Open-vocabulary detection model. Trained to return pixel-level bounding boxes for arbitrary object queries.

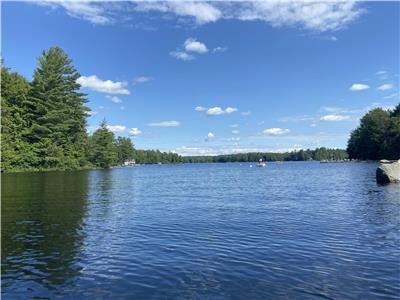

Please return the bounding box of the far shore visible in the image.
[2,159,381,174]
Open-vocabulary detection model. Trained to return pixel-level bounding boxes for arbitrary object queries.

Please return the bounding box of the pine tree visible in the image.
[88,120,118,168]
[26,47,89,169]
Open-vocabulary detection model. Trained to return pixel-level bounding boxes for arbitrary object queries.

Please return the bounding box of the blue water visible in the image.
[2,162,400,299]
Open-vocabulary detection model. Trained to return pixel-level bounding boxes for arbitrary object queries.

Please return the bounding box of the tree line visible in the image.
[347,105,399,160]
[1,47,180,171]
[181,148,348,163]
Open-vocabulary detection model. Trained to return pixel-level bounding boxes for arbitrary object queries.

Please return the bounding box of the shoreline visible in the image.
[1,160,379,174]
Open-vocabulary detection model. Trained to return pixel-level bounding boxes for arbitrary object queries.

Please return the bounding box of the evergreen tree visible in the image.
[115,136,135,164]
[380,105,400,159]
[347,105,400,160]
[392,103,400,116]
[88,120,118,168]
[1,67,32,170]
[2,47,186,172]
[26,47,89,169]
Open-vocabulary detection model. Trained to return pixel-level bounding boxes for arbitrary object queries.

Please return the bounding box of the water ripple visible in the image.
[2,163,400,299]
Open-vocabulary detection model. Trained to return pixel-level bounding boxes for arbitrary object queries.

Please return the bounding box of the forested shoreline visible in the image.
[347,105,399,160]
[1,47,398,172]
[182,148,348,163]
[1,47,181,172]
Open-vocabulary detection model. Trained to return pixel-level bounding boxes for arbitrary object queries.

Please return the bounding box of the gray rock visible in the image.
[376,159,400,184]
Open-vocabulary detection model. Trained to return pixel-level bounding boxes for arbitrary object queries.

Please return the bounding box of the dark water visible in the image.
[2,162,400,299]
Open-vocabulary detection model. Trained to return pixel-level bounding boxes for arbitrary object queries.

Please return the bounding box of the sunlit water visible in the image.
[2,162,400,299]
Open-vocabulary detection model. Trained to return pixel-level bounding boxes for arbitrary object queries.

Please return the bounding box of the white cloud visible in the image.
[206,132,215,141]
[232,130,240,134]
[376,70,389,80]
[279,115,315,123]
[106,95,123,104]
[170,51,194,61]
[107,125,127,133]
[377,83,393,91]
[321,106,342,113]
[133,76,152,85]
[349,83,370,91]
[241,111,251,116]
[129,128,142,136]
[383,93,399,100]
[195,106,207,112]
[184,38,208,53]
[135,1,222,24]
[233,1,363,32]
[206,107,225,116]
[39,1,364,32]
[225,107,238,114]
[37,1,111,25]
[174,146,217,156]
[147,120,181,127]
[230,124,239,128]
[320,114,350,122]
[87,111,98,117]
[77,75,130,94]
[213,46,228,53]
[280,106,367,125]
[320,106,367,115]
[171,38,208,61]
[63,2,111,24]
[134,1,362,31]
[206,106,238,116]
[174,145,306,157]
[263,128,290,135]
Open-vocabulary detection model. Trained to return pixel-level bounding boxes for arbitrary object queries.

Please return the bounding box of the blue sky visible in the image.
[3,1,399,155]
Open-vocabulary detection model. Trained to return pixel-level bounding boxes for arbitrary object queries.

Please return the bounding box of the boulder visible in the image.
[376,159,400,184]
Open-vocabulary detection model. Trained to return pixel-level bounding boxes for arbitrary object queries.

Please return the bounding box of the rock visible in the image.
[376,159,400,184]
[380,159,391,163]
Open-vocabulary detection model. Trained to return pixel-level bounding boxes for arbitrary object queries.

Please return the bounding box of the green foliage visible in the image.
[1,67,32,171]
[132,149,181,164]
[1,47,182,172]
[88,120,118,168]
[347,105,400,160]
[26,47,90,169]
[115,136,135,164]
[1,47,90,171]
[86,121,180,166]
[182,148,348,163]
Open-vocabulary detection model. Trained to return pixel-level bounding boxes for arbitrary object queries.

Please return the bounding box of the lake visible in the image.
[2,162,400,299]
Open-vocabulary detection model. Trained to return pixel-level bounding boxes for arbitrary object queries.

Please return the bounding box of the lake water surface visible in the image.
[2,162,400,299]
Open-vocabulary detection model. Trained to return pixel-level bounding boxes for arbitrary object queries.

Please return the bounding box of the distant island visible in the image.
[1,47,399,172]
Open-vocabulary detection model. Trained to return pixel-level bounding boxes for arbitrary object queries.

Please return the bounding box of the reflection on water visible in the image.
[2,171,89,297]
[2,163,400,299]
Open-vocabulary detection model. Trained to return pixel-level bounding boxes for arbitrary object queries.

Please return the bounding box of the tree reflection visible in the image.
[1,171,89,296]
